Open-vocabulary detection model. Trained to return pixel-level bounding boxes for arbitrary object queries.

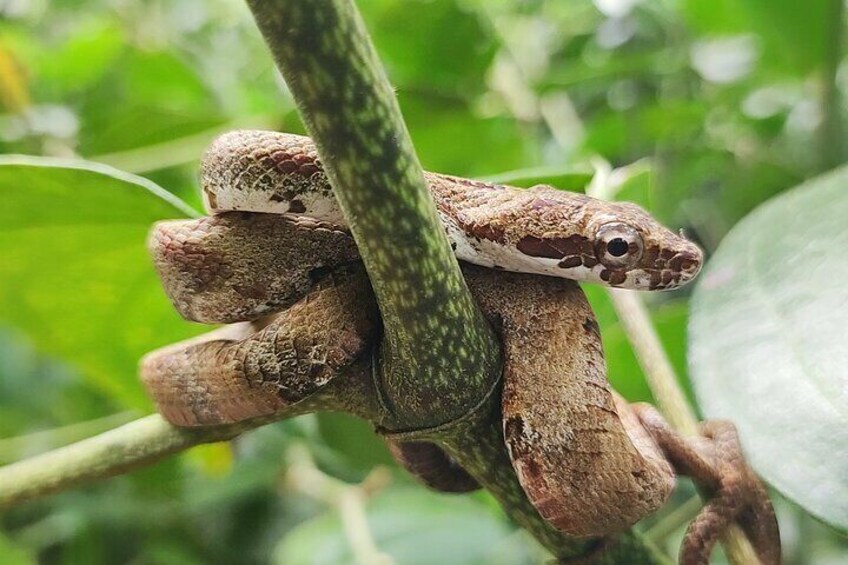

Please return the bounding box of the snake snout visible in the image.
[678,245,704,283]
[660,244,703,290]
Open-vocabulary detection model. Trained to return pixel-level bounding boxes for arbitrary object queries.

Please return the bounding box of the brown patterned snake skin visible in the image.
[141,131,779,564]
[201,131,703,292]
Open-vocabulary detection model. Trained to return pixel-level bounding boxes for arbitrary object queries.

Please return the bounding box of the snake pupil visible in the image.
[607,238,629,257]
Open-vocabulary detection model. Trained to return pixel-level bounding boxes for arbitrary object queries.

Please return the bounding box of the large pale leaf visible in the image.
[0,156,201,409]
[689,167,848,530]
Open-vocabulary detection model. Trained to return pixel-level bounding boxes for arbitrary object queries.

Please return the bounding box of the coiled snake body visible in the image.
[142,131,778,564]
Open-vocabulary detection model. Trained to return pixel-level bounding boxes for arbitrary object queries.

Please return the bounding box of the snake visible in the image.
[141,130,778,564]
[199,130,703,293]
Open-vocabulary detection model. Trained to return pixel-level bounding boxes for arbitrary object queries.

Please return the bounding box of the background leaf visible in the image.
[0,157,200,409]
[273,488,542,565]
[689,167,848,530]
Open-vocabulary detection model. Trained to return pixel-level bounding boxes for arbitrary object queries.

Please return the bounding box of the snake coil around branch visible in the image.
[141,131,779,565]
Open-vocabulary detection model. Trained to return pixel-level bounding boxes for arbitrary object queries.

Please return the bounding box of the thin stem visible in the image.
[607,289,698,435]
[0,411,139,465]
[820,0,845,170]
[0,415,239,509]
[607,290,760,565]
[243,0,500,429]
[285,445,394,565]
[0,357,379,510]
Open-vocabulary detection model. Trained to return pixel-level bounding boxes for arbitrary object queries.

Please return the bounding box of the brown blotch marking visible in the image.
[660,248,676,261]
[504,415,526,443]
[599,269,612,282]
[520,457,545,485]
[517,234,588,260]
[233,283,268,301]
[278,160,297,174]
[650,271,662,287]
[661,271,674,285]
[518,236,563,259]
[288,200,306,214]
[582,256,599,268]
[669,253,697,272]
[260,155,277,170]
[470,223,505,243]
[301,163,320,176]
[642,246,659,265]
[269,193,288,203]
[609,271,627,286]
[668,254,684,271]
[558,256,582,269]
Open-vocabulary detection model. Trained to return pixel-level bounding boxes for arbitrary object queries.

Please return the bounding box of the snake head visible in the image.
[586,201,703,290]
[512,190,703,290]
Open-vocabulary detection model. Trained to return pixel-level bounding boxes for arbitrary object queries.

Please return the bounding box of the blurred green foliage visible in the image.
[0,0,846,563]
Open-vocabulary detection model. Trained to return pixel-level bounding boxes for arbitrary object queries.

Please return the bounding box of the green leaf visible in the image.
[689,166,848,530]
[77,49,226,156]
[315,412,394,480]
[365,0,497,98]
[400,92,538,177]
[274,487,542,565]
[481,166,592,191]
[682,0,830,74]
[0,156,202,409]
[35,21,125,96]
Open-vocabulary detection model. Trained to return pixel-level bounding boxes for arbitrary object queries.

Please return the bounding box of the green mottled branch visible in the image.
[243,1,660,563]
[244,0,500,430]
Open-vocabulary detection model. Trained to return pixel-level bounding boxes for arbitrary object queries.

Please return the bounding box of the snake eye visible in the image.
[606,238,629,257]
[595,223,644,268]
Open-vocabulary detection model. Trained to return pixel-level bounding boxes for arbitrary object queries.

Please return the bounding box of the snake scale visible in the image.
[141,130,779,564]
